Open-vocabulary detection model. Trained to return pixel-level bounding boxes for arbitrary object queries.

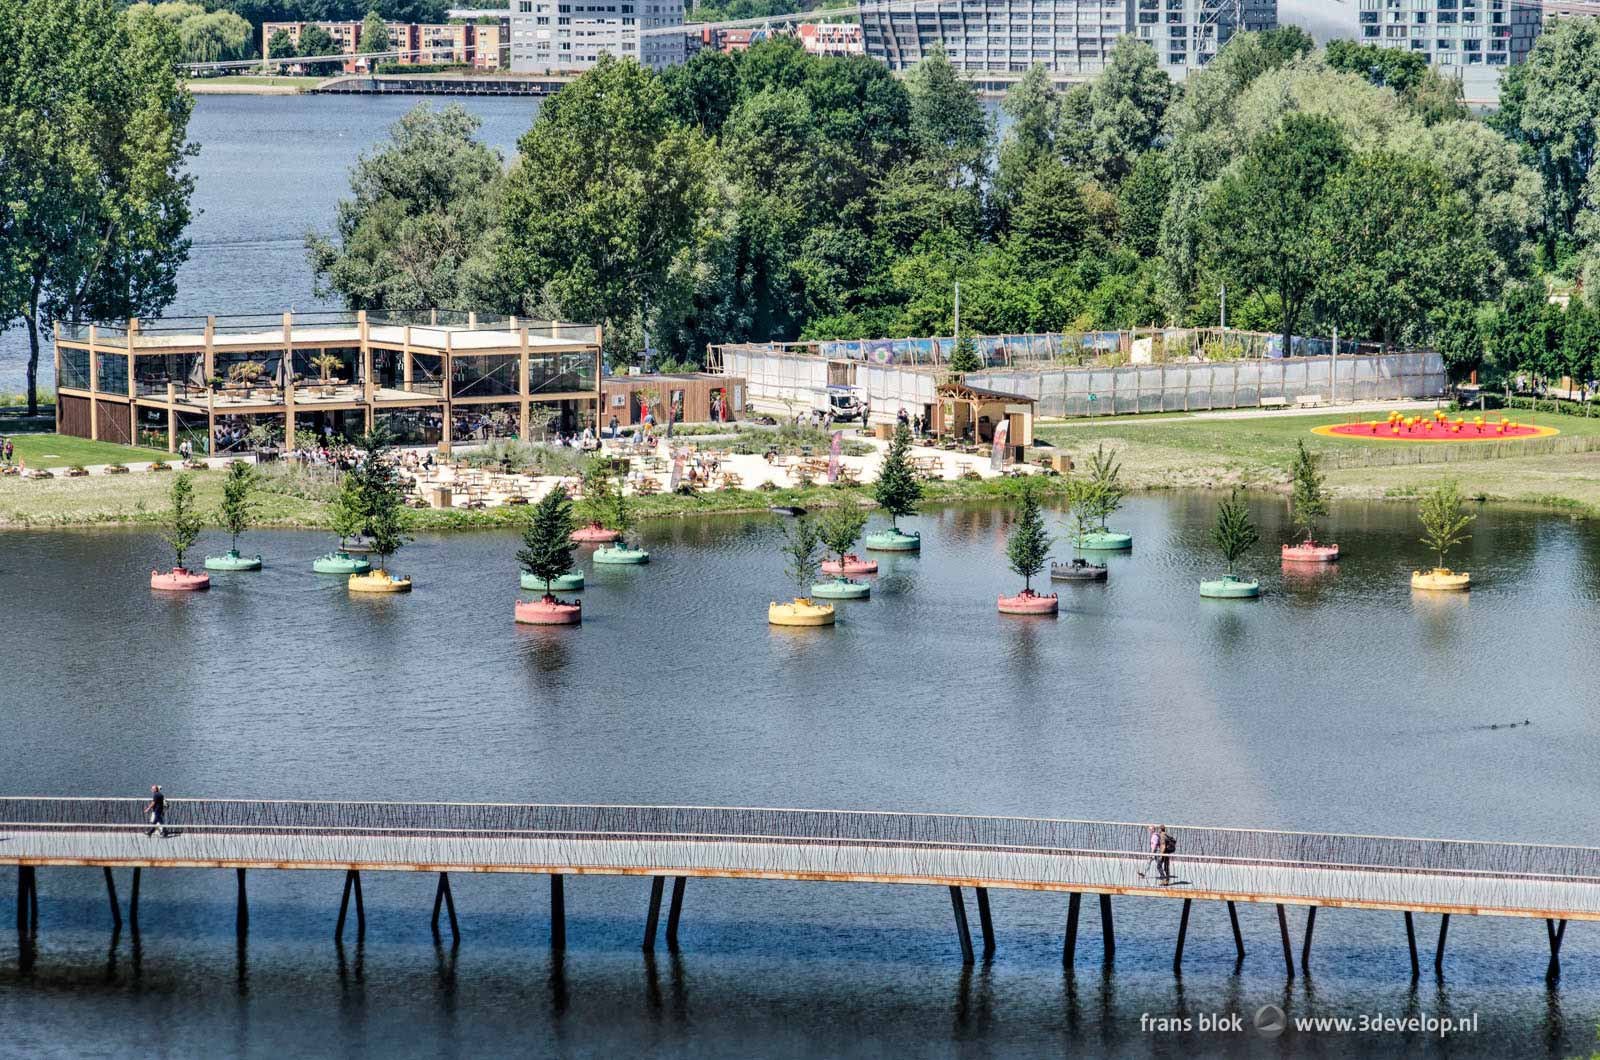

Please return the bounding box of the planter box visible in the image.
[105,466,130,475]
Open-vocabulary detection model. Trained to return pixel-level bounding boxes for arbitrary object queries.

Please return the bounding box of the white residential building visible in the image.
[506,0,685,72]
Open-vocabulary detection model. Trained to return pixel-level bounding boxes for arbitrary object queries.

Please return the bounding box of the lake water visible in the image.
[0,94,541,396]
[2,493,1599,1057]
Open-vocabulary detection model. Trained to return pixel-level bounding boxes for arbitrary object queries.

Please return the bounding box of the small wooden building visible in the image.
[601,372,746,427]
[931,381,1035,461]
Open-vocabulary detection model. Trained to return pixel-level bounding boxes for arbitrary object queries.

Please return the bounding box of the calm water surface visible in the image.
[2,493,1598,1057]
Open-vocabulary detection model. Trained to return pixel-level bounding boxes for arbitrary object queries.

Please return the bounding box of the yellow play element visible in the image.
[768,597,836,627]
[349,569,413,593]
[1411,568,1471,592]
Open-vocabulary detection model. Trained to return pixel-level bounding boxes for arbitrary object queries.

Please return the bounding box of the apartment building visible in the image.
[1340,0,1544,102]
[506,0,685,73]
[860,0,1277,81]
[798,21,866,56]
[262,20,507,72]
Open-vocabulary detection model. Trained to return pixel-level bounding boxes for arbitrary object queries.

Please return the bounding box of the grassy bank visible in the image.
[186,76,323,93]
[0,462,1063,531]
[5,435,167,469]
[1036,409,1600,515]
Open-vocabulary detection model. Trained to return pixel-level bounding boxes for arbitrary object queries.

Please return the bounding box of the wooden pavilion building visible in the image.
[52,310,602,454]
[932,380,1035,462]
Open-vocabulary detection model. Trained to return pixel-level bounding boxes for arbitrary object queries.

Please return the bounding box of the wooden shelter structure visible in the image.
[932,381,1034,462]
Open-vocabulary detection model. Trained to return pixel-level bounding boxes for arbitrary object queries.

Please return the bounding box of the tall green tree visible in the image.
[1005,481,1052,592]
[872,422,922,531]
[1085,36,1173,186]
[308,103,505,311]
[218,459,259,554]
[1202,114,1349,356]
[329,469,368,550]
[518,485,578,596]
[498,55,714,359]
[266,27,296,62]
[1418,479,1473,571]
[994,63,1060,212]
[1287,440,1328,545]
[905,44,988,179]
[295,23,339,73]
[351,430,409,571]
[162,473,204,570]
[359,10,388,56]
[0,0,195,415]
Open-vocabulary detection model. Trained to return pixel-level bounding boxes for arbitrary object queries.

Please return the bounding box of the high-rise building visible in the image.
[859,0,1277,82]
[506,0,685,72]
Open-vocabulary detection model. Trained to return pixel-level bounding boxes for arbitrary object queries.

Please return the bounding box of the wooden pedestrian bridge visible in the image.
[4,797,1595,977]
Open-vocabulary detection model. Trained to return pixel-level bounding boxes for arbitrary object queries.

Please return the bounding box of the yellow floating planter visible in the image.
[349,569,413,593]
[1411,568,1470,592]
[768,597,836,627]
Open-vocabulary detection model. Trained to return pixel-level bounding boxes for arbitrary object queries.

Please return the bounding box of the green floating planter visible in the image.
[1199,575,1260,599]
[864,529,921,552]
[204,549,262,572]
[594,545,650,565]
[1077,531,1133,551]
[811,578,870,600]
[522,570,585,591]
[314,550,372,575]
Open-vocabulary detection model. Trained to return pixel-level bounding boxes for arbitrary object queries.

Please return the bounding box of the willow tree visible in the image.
[1005,482,1052,592]
[873,422,923,531]
[0,0,195,415]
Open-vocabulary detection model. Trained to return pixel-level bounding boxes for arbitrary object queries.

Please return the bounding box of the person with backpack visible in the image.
[1158,825,1177,884]
[1138,825,1162,881]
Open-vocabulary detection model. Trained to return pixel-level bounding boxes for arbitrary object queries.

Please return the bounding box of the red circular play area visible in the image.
[1312,413,1557,443]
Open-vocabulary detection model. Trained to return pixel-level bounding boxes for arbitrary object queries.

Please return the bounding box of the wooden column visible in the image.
[438,331,453,455]
[88,325,100,440]
[360,310,375,433]
[204,316,216,384]
[166,383,177,453]
[282,312,296,450]
[52,323,62,433]
[127,321,138,450]
[519,327,530,440]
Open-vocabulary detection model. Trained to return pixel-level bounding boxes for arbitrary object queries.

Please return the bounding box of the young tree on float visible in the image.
[872,422,923,532]
[162,473,204,571]
[519,485,578,599]
[1211,489,1260,578]
[1288,439,1330,545]
[353,431,410,577]
[781,516,823,602]
[1005,480,1052,593]
[1086,444,1125,532]
[819,506,869,576]
[1418,479,1473,571]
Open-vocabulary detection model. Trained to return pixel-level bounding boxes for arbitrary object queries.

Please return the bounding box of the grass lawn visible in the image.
[186,76,324,91]
[6,435,168,470]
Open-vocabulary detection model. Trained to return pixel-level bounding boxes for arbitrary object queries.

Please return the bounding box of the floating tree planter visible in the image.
[1050,558,1108,583]
[151,567,210,592]
[204,548,263,572]
[1199,575,1260,599]
[768,598,836,626]
[864,529,920,552]
[1077,530,1132,551]
[515,596,582,625]
[571,523,619,544]
[522,570,584,591]
[349,570,412,593]
[998,588,1059,615]
[314,551,371,575]
[821,553,878,575]
[594,545,650,564]
[811,577,870,600]
[1281,541,1339,563]
[1412,568,1470,591]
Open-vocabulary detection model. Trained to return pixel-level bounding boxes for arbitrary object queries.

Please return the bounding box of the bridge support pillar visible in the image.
[1173,898,1192,972]
[948,886,974,965]
[1099,894,1114,962]
[1434,914,1449,974]
[236,868,248,937]
[1062,892,1081,966]
[975,887,994,957]
[336,869,365,940]
[550,874,566,951]
[103,868,122,931]
[643,876,665,951]
[1276,904,1294,978]
[1227,900,1244,962]
[1546,918,1567,979]
[1301,906,1317,972]
[432,872,459,942]
[130,868,141,933]
[666,877,686,949]
[16,866,37,934]
[1404,911,1418,978]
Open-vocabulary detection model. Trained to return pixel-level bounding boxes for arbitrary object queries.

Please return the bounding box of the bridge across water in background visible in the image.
[3,798,1592,977]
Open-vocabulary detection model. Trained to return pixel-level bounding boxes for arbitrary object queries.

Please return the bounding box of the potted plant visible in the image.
[105,463,129,475]
[311,351,343,395]
[151,473,210,591]
[205,460,263,570]
[1412,479,1474,591]
[999,480,1058,614]
[769,516,834,626]
[1283,440,1338,562]
[572,463,621,542]
[1200,489,1260,598]
[1079,445,1132,550]
[348,431,413,592]
[1051,479,1108,582]
[515,485,583,624]
[592,471,648,564]
[65,464,88,478]
[813,506,873,599]
[864,422,923,551]
[229,360,266,394]
[149,460,171,472]
[314,471,372,575]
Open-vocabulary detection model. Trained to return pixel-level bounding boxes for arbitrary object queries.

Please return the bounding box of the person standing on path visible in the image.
[145,785,167,838]
[1157,825,1175,884]
[1138,825,1162,880]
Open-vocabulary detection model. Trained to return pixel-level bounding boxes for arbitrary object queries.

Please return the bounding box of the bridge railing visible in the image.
[2,799,1599,887]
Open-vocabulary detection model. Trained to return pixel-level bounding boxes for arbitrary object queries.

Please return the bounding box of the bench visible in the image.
[1258,397,1289,409]
[1295,394,1325,408]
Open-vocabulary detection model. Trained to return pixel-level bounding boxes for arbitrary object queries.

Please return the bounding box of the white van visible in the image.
[809,385,866,422]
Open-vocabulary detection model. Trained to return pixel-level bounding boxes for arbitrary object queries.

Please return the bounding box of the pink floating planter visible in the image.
[151,567,210,591]
[1281,541,1340,563]
[821,553,879,576]
[515,596,582,625]
[998,589,1059,615]
[571,523,619,544]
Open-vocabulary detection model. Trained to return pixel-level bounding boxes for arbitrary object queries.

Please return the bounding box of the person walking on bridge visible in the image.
[1138,825,1162,881]
[145,784,168,838]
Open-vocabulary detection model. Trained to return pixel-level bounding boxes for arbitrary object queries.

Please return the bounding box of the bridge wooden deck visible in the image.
[4,798,1593,975]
